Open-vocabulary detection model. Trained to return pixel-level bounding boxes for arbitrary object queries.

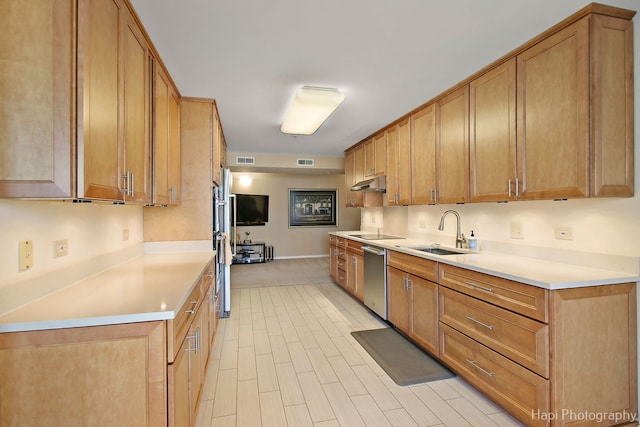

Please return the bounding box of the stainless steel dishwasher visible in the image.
[362,244,387,319]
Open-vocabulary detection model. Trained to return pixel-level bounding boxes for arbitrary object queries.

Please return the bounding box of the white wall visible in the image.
[230,172,360,258]
[0,200,143,287]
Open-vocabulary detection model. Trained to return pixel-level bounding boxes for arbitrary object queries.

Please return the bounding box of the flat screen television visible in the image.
[233,194,269,226]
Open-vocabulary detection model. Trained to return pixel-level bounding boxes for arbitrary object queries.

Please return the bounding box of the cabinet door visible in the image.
[409,275,439,355]
[387,266,410,333]
[353,252,364,302]
[78,0,124,200]
[411,104,437,204]
[363,138,375,178]
[590,15,634,197]
[329,244,338,282]
[352,146,364,207]
[153,64,181,205]
[386,126,399,205]
[517,18,589,200]
[212,105,222,186]
[170,336,191,427]
[168,88,181,204]
[374,132,387,177]
[0,0,74,198]
[396,118,412,205]
[469,58,517,202]
[122,6,152,203]
[436,86,469,204]
[344,150,356,207]
[0,322,166,426]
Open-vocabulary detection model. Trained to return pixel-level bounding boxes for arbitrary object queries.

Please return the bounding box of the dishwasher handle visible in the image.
[362,246,385,256]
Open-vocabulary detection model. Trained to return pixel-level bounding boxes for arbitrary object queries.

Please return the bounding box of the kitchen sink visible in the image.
[415,247,464,255]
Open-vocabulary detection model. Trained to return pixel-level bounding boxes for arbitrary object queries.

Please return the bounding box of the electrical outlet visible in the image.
[19,240,33,271]
[123,229,129,241]
[54,239,68,258]
[555,227,573,240]
[510,222,524,239]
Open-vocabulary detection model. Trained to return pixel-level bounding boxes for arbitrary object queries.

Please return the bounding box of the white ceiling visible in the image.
[130,0,638,158]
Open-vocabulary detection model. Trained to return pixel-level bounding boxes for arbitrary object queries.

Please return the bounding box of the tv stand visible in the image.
[233,241,266,264]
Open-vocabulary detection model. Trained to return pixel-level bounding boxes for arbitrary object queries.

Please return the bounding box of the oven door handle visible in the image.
[362,246,385,256]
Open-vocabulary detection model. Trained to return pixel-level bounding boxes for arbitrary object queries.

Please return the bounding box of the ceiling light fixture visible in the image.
[280,86,345,135]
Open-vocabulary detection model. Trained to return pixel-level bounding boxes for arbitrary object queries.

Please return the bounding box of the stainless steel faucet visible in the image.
[438,210,467,248]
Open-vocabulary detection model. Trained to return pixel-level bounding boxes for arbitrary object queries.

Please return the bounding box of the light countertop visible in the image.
[332,231,640,290]
[0,251,215,333]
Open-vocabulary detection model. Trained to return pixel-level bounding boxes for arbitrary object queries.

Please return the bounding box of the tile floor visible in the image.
[194,260,524,427]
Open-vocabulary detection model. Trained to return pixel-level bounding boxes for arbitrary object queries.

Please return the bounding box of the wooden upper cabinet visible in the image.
[517,18,590,200]
[212,104,225,187]
[374,132,387,177]
[436,85,469,204]
[78,0,152,202]
[386,119,411,205]
[411,104,437,205]
[590,14,634,197]
[153,62,180,205]
[122,5,152,203]
[0,0,75,198]
[77,0,123,200]
[469,58,517,202]
[363,138,375,178]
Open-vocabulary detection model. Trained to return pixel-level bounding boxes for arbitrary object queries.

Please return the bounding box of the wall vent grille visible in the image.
[236,156,256,165]
[297,158,315,167]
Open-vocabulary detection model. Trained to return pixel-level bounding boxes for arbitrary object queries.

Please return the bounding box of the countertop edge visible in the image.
[331,231,640,289]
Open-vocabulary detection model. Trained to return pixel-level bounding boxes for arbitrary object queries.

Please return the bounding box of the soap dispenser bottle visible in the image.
[468,230,478,250]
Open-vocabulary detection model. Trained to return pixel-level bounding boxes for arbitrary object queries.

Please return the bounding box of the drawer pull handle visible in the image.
[185,301,198,314]
[466,359,494,377]
[465,315,494,330]
[465,281,493,293]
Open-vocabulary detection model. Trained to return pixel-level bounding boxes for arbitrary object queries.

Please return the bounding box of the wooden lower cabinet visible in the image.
[440,323,550,427]
[387,250,439,355]
[0,321,167,427]
[439,263,637,427]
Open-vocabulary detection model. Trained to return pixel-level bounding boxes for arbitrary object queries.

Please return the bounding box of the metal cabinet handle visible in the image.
[508,178,512,197]
[467,359,494,377]
[465,281,493,293]
[465,315,494,330]
[185,300,198,314]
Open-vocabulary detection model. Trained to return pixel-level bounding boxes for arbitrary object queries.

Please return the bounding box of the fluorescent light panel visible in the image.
[281,86,345,135]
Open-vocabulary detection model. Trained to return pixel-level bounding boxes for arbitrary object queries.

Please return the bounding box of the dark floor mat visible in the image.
[351,327,455,386]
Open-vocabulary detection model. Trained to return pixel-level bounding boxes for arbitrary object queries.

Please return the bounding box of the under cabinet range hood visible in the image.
[351,176,386,192]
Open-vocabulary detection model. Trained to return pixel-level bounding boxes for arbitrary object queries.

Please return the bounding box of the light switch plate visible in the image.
[19,240,33,271]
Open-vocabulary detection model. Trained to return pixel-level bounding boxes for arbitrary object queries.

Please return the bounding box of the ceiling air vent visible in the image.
[297,158,315,167]
[236,156,255,165]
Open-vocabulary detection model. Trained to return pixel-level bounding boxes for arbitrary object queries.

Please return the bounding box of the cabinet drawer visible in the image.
[336,237,347,249]
[346,238,363,255]
[387,250,438,282]
[337,268,347,287]
[169,282,204,361]
[439,264,548,322]
[329,235,337,245]
[439,287,549,377]
[440,324,549,427]
[337,257,347,270]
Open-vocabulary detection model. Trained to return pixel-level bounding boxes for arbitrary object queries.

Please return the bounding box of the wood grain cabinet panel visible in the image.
[440,323,550,427]
[516,18,590,200]
[435,85,469,204]
[469,58,517,202]
[590,14,634,197]
[153,63,181,205]
[0,321,167,427]
[386,118,411,206]
[410,104,437,204]
[78,0,153,203]
[0,0,75,198]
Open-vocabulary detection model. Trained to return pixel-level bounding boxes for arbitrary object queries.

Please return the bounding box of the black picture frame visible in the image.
[288,189,337,227]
